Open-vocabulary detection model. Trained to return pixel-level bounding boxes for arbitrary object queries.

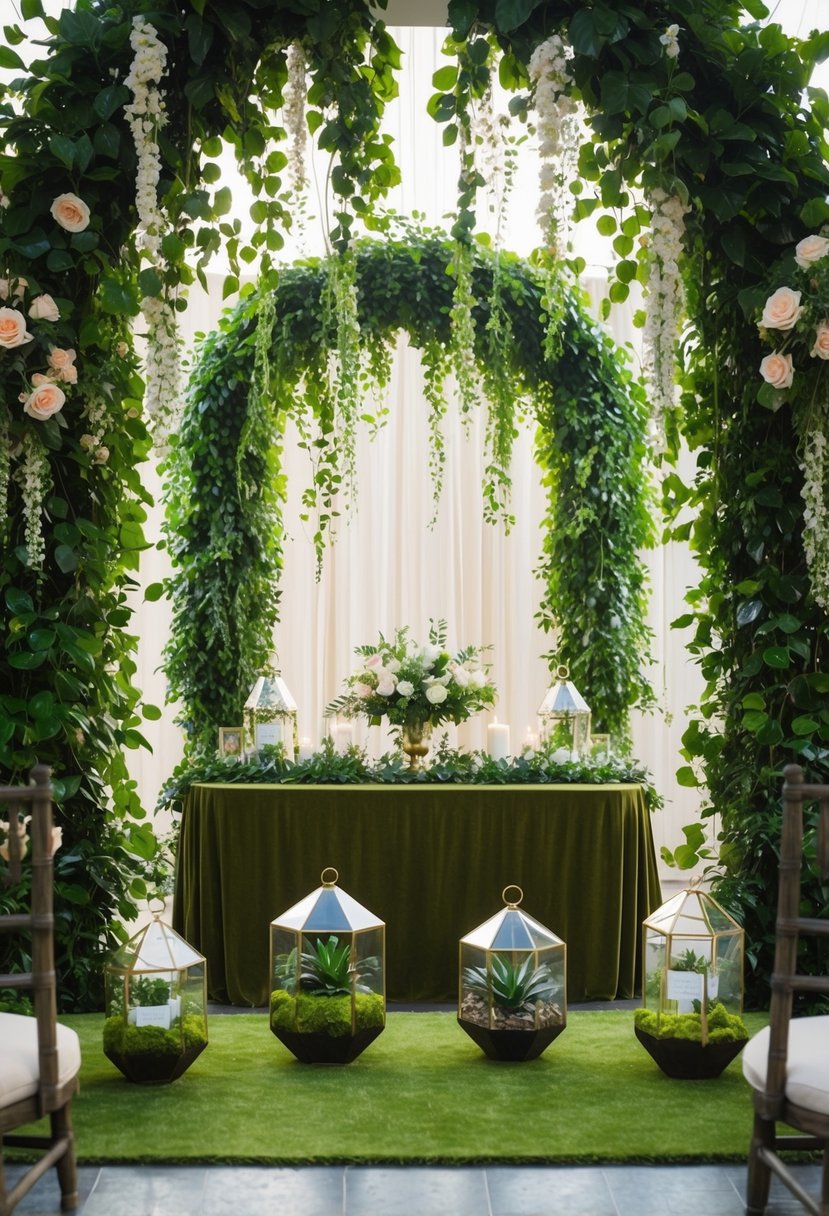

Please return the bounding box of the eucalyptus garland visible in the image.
[163,234,654,753]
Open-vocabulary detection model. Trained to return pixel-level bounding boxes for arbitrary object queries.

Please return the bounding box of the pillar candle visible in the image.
[331,723,354,754]
[487,721,510,761]
[298,736,313,761]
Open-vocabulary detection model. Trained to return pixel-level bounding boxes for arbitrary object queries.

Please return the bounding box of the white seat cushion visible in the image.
[0,1012,81,1109]
[743,1015,829,1116]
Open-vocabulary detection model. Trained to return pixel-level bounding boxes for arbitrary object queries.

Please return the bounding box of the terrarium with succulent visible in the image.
[269,871,386,1063]
[458,886,567,1061]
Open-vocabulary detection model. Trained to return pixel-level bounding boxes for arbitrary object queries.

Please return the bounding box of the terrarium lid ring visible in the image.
[321,867,339,888]
[556,664,569,680]
[502,884,524,909]
[148,896,166,918]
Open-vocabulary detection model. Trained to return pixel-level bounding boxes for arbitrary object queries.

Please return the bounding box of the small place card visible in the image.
[134,1004,172,1029]
[666,969,704,1002]
[255,721,283,749]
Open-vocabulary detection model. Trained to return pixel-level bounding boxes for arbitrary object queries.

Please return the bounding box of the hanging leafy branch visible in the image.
[164,233,654,755]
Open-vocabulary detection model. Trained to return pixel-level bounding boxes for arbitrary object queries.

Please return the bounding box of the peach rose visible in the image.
[810,322,829,360]
[760,287,803,331]
[50,192,90,233]
[48,347,77,380]
[0,306,33,348]
[94,446,110,464]
[759,352,794,390]
[31,373,55,386]
[28,293,60,322]
[0,276,27,300]
[24,381,66,420]
[795,234,829,269]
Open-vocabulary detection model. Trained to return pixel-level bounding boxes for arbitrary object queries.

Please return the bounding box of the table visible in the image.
[173,783,662,1007]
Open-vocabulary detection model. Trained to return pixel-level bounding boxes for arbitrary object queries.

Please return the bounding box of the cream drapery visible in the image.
[128,25,708,874]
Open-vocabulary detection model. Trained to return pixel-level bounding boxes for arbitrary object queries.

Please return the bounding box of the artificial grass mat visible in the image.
[18,1010,769,1165]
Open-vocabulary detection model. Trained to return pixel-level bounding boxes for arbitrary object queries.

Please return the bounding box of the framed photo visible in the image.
[218,727,243,758]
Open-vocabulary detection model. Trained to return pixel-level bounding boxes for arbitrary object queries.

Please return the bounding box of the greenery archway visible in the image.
[163,233,654,753]
[2,0,829,1007]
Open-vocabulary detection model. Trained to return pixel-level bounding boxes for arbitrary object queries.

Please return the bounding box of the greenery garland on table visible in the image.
[162,232,655,756]
[157,737,664,823]
[2,0,829,1007]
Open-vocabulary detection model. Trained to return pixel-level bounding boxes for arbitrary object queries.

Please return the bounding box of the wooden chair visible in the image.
[0,765,81,1214]
[743,764,829,1216]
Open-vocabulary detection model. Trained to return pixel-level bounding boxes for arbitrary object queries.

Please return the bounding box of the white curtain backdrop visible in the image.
[126,25,712,879]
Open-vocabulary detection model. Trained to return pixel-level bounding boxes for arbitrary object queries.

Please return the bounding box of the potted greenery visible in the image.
[103,919,208,1084]
[636,888,747,1079]
[458,887,566,1062]
[270,870,385,1064]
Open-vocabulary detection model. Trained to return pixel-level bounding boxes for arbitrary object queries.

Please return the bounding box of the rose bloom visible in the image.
[28,293,60,322]
[31,372,55,386]
[79,433,96,452]
[94,446,109,464]
[353,681,374,698]
[795,234,829,269]
[759,352,794,390]
[396,680,414,696]
[24,381,66,420]
[48,346,76,374]
[116,341,129,358]
[0,306,33,348]
[375,672,396,696]
[425,684,448,705]
[811,322,829,360]
[50,192,91,232]
[0,275,27,300]
[760,286,803,331]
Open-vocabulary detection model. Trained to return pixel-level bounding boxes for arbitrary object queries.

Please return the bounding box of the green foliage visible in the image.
[635,1003,749,1044]
[269,989,385,1036]
[274,934,381,998]
[165,234,654,754]
[463,954,559,1012]
[130,976,171,1006]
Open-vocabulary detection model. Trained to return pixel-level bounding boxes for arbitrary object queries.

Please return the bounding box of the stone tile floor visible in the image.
[6,1161,823,1215]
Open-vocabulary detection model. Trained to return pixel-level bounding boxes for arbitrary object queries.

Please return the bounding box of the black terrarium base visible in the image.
[458,1016,565,1061]
[104,1039,207,1085]
[272,1024,384,1064]
[634,1026,747,1079]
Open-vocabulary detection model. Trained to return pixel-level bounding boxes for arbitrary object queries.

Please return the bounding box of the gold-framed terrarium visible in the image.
[635,883,747,1078]
[103,916,208,1084]
[458,885,566,1061]
[537,665,591,758]
[243,654,299,760]
[269,867,385,1064]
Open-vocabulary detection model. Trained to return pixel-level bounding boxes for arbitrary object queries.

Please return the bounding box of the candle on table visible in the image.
[487,720,510,761]
[298,736,313,761]
[331,722,354,754]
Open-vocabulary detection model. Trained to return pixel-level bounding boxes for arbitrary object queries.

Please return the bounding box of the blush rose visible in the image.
[760,287,803,331]
[759,352,794,390]
[794,234,829,269]
[811,323,829,360]
[28,294,60,322]
[0,306,33,349]
[24,382,66,420]
[50,192,91,233]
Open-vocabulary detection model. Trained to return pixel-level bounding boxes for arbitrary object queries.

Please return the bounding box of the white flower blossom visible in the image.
[642,187,689,452]
[284,42,308,197]
[659,24,680,60]
[799,416,829,611]
[528,34,581,248]
[17,432,50,568]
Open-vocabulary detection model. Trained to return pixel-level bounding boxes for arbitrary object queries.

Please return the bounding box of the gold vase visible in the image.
[400,721,432,771]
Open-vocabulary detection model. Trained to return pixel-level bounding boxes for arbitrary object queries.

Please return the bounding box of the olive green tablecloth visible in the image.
[172,783,662,1007]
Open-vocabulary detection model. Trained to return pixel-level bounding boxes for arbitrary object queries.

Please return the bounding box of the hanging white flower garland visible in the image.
[528,33,580,252]
[642,186,689,452]
[799,411,829,610]
[17,431,50,569]
[123,16,181,442]
[284,42,309,200]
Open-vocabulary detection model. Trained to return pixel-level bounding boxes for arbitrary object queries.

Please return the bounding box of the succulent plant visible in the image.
[463,953,559,1013]
[275,934,380,997]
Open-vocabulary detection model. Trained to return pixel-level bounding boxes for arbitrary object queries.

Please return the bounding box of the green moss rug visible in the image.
[21,1011,768,1164]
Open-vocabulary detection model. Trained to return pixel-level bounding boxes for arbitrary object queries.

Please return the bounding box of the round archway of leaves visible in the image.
[163,233,655,756]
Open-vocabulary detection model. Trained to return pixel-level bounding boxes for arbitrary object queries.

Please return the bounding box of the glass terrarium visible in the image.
[635,884,747,1078]
[243,654,299,760]
[103,917,208,1084]
[458,885,566,1061]
[269,867,385,1064]
[537,665,591,758]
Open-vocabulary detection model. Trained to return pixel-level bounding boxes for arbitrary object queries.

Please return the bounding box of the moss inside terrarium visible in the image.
[635,1002,748,1043]
[270,989,384,1036]
[103,1013,208,1059]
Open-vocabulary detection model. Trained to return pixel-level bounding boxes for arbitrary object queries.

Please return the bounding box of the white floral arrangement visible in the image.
[756,232,829,610]
[528,32,580,249]
[642,186,689,453]
[325,620,497,733]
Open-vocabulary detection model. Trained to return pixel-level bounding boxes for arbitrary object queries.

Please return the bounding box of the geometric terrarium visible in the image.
[243,653,299,761]
[103,916,208,1084]
[269,868,385,1064]
[458,885,566,1061]
[634,883,747,1079]
[537,665,591,758]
